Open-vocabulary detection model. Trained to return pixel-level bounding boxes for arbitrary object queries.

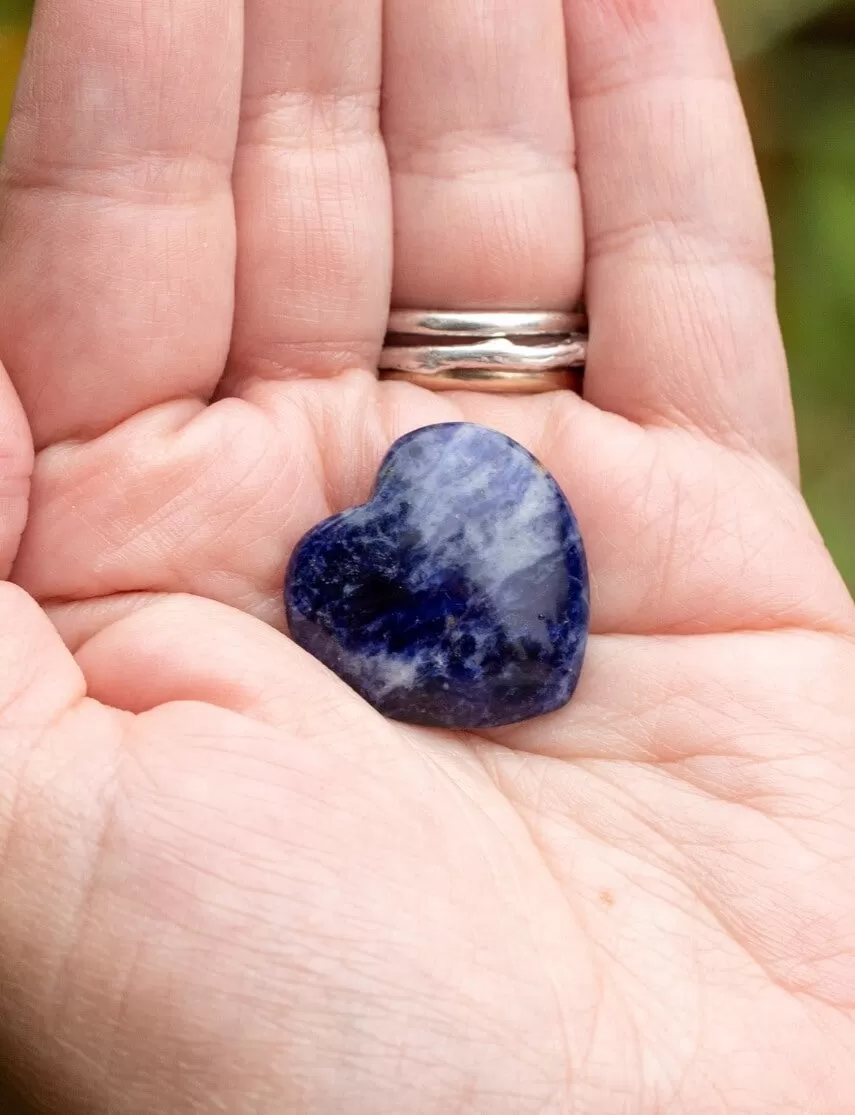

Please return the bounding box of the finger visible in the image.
[0,361,32,578]
[383,0,583,308]
[565,0,798,475]
[221,0,390,394]
[0,0,242,448]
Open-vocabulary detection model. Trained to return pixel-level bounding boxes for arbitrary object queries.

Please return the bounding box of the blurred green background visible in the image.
[0,0,853,586]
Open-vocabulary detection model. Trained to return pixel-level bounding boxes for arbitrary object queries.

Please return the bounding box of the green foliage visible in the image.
[747,33,855,586]
[719,0,842,56]
[0,0,32,27]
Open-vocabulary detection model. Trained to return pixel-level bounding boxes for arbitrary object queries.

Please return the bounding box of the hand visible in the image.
[0,0,853,1111]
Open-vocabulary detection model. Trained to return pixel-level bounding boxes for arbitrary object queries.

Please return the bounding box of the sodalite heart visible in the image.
[285,423,589,729]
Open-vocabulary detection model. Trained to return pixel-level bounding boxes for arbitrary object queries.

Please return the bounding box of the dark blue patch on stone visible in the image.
[284,423,589,729]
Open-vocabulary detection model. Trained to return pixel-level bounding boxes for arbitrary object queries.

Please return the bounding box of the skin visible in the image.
[0,0,853,1110]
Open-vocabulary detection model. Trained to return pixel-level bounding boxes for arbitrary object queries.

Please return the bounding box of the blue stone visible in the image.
[284,423,589,729]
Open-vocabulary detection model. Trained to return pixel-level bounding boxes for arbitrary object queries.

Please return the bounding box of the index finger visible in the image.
[0,0,243,449]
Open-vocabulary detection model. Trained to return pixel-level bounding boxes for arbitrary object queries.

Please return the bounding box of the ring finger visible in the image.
[383,0,583,311]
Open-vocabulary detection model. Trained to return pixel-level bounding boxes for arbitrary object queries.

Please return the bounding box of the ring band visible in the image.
[379,309,588,394]
[386,309,588,338]
[378,367,584,395]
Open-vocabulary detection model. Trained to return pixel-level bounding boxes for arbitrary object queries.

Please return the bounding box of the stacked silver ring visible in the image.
[378,309,588,394]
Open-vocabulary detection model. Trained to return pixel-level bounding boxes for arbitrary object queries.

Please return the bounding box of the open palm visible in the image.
[0,0,854,1111]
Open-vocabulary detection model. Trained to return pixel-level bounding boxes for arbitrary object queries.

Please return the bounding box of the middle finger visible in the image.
[225,0,391,391]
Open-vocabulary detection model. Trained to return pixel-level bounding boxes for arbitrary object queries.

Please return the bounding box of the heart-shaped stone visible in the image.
[285,422,589,729]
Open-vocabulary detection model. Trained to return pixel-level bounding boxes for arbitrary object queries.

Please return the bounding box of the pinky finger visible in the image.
[566,0,798,477]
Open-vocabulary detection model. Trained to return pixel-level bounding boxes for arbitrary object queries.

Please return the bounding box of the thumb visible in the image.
[0,361,119,1109]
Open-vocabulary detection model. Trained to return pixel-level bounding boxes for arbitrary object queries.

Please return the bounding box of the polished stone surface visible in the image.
[285,423,589,729]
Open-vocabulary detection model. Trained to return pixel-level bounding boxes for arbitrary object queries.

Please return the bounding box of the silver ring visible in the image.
[386,309,588,338]
[380,308,588,394]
